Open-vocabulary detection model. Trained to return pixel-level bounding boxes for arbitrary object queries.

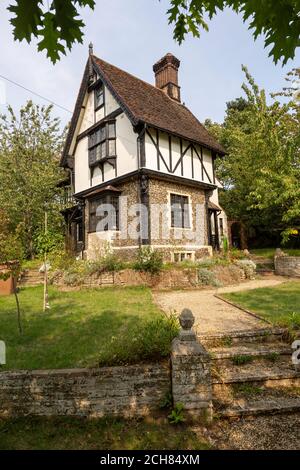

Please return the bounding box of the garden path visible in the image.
[153,277,287,335]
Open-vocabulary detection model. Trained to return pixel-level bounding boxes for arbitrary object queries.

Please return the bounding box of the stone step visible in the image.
[216,395,300,418]
[211,356,300,385]
[209,342,291,360]
[199,327,287,347]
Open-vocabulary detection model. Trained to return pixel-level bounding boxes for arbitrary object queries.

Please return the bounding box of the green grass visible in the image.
[0,286,178,370]
[250,248,300,259]
[0,416,211,450]
[223,281,300,329]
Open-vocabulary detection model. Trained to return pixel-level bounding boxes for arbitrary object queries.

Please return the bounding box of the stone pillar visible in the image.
[171,309,213,422]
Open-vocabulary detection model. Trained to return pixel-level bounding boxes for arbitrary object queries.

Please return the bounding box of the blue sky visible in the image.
[0,0,299,127]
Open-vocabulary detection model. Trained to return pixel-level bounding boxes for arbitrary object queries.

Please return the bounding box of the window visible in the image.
[76,220,83,243]
[88,121,116,166]
[173,252,195,263]
[219,218,224,237]
[95,85,104,109]
[170,194,190,228]
[89,194,119,232]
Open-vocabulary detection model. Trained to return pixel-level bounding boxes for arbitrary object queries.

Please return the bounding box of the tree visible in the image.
[0,101,65,259]
[6,0,300,64]
[0,210,24,334]
[207,67,300,245]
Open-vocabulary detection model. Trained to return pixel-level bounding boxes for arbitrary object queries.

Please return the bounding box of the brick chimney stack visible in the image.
[153,53,181,102]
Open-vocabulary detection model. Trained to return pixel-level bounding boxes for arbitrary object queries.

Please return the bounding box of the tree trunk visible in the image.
[12,277,22,335]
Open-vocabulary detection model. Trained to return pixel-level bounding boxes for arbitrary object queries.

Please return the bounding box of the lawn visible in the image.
[0,416,210,450]
[250,248,300,259]
[0,286,178,370]
[223,281,300,329]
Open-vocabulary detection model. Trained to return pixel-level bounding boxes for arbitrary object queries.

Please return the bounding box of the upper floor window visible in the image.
[88,121,116,167]
[170,193,190,228]
[89,194,119,232]
[95,84,104,110]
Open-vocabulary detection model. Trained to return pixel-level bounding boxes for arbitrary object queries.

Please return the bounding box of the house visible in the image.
[60,45,228,261]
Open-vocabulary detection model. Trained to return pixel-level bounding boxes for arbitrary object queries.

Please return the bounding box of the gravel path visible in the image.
[200,413,300,450]
[154,277,287,335]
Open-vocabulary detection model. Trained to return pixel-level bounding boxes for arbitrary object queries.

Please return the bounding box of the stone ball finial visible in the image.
[179,309,195,330]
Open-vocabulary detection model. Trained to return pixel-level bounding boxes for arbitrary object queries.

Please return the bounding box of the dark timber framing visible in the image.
[145,127,213,183]
[74,168,216,200]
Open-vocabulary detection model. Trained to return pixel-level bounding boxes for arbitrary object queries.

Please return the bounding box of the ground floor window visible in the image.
[170,193,190,228]
[89,194,119,232]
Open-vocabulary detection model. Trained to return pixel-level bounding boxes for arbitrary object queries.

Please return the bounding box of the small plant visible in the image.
[133,246,163,274]
[266,352,280,363]
[160,391,173,409]
[168,403,186,424]
[229,248,246,259]
[222,236,229,257]
[197,268,222,287]
[233,383,263,396]
[222,336,233,347]
[231,354,254,365]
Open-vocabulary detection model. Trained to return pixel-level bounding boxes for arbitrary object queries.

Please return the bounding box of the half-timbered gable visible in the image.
[61,47,228,260]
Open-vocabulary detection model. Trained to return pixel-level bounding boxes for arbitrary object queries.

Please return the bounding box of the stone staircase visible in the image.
[19,268,44,287]
[251,256,275,276]
[199,328,300,418]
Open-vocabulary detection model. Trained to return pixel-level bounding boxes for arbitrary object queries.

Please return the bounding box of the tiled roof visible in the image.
[92,56,225,155]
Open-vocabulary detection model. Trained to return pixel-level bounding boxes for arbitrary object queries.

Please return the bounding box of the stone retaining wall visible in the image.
[0,363,170,418]
[275,256,300,277]
[0,311,213,420]
[50,265,247,290]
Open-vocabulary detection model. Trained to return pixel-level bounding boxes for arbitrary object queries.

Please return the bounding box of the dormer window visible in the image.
[95,84,104,110]
[88,121,116,167]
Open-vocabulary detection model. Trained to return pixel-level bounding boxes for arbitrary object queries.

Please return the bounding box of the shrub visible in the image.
[87,254,125,274]
[133,246,163,274]
[98,314,180,366]
[230,248,247,260]
[197,268,222,287]
[235,259,256,279]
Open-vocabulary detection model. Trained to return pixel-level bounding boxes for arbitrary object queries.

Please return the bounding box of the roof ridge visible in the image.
[92,54,187,107]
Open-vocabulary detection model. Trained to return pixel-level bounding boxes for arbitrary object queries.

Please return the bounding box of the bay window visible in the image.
[88,121,116,166]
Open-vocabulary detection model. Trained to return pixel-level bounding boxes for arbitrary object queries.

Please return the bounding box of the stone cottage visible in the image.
[60,46,227,261]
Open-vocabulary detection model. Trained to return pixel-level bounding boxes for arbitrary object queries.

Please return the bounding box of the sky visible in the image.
[0,0,299,128]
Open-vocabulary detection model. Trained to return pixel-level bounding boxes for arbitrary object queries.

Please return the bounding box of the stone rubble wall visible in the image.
[50,265,246,290]
[0,363,170,418]
[275,256,300,278]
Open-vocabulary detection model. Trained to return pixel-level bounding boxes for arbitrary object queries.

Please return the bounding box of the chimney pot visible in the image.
[153,53,181,102]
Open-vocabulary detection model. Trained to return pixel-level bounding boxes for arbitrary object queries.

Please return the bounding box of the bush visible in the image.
[87,254,125,274]
[98,314,180,366]
[230,248,247,260]
[133,246,163,274]
[235,259,256,279]
[197,268,222,287]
